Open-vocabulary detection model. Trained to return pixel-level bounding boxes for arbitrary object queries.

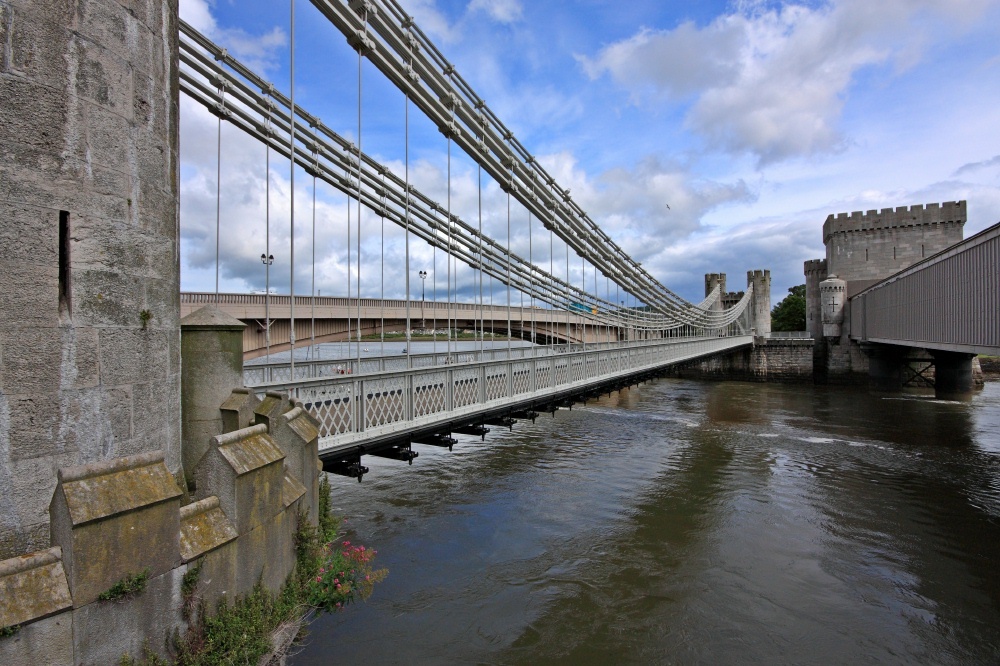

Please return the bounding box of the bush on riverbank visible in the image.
[120,475,386,665]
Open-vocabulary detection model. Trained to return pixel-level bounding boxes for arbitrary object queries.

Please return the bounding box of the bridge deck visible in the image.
[249,336,753,465]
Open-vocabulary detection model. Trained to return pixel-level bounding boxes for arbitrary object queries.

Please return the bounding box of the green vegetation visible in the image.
[139,309,153,329]
[99,569,150,602]
[771,284,806,332]
[122,474,386,665]
[0,624,20,639]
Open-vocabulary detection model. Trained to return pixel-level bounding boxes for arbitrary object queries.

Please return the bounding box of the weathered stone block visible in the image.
[194,425,285,535]
[179,495,239,615]
[282,469,306,510]
[273,405,320,522]
[2,452,77,561]
[0,259,59,330]
[254,392,291,426]
[50,451,182,607]
[74,269,146,329]
[0,610,73,666]
[0,202,58,265]
[180,306,246,480]
[0,546,71,628]
[71,565,185,665]
[179,496,237,563]
[220,388,260,435]
[233,508,297,598]
[99,328,172,386]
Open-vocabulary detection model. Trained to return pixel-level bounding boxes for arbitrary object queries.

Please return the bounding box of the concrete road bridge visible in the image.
[181,291,661,358]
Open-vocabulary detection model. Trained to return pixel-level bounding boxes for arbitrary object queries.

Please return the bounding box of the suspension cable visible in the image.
[477,163,483,357]
[380,169,386,357]
[214,83,224,304]
[506,185,512,356]
[446,132,452,361]
[432,206,437,356]
[289,0,296,372]
[404,91,411,362]
[355,5,366,368]
[346,183,352,363]
[311,169,316,360]
[264,107,271,362]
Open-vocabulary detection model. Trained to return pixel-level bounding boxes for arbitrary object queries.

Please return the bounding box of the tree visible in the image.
[771,284,806,332]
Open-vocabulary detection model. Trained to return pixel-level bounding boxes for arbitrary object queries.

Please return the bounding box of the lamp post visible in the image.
[261,253,274,361]
[621,300,625,343]
[418,270,427,331]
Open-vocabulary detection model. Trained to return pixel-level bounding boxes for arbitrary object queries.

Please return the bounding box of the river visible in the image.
[291,377,1000,665]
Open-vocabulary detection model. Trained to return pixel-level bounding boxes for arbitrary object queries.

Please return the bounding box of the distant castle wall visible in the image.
[668,338,814,383]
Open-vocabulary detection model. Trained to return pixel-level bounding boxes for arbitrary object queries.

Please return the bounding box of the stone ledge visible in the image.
[0,547,71,628]
[179,496,238,563]
[55,451,181,526]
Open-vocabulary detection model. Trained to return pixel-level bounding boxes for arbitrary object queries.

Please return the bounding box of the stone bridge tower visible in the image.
[0,0,180,559]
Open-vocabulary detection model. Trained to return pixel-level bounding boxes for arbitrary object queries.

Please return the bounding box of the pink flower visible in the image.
[316,576,322,582]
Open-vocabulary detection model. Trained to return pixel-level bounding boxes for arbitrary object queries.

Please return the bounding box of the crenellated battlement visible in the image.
[804,259,828,275]
[823,200,966,243]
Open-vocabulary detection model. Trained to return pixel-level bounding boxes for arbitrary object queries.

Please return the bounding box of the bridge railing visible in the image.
[243,337,710,385]
[250,335,753,452]
[765,331,812,340]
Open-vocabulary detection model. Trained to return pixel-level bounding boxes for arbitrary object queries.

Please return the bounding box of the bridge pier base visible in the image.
[864,343,906,392]
[931,350,976,400]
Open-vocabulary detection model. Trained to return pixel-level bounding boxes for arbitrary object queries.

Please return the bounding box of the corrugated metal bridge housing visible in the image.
[850,221,1000,396]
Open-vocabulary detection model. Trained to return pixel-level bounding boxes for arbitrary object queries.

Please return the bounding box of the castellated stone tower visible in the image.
[0,0,181,559]
[747,270,771,337]
[822,201,965,292]
[803,259,828,340]
[704,273,726,313]
[804,201,966,381]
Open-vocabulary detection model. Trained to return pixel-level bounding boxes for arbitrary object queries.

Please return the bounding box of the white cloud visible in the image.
[534,151,756,277]
[580,0,1000,164]
[468,0,523,24]
[179,0,287,73]
[399,0,462,44]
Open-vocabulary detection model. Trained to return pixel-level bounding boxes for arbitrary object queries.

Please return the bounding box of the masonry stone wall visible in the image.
[0,395,319,665]
[669,339,814,383]
[0,0,181,560]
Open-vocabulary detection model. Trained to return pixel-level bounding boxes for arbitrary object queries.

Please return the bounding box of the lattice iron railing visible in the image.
[251,336,752,454]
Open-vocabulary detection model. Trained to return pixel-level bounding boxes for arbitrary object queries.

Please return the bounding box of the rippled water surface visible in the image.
[292,379,1000,665]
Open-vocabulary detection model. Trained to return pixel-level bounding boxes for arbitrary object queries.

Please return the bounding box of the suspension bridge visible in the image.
[176,1,762,478]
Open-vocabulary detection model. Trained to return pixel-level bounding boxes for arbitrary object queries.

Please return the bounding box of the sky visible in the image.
[178,0,1000,307]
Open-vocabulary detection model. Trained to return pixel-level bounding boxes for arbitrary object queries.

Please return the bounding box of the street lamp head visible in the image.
[261,253,274,265]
